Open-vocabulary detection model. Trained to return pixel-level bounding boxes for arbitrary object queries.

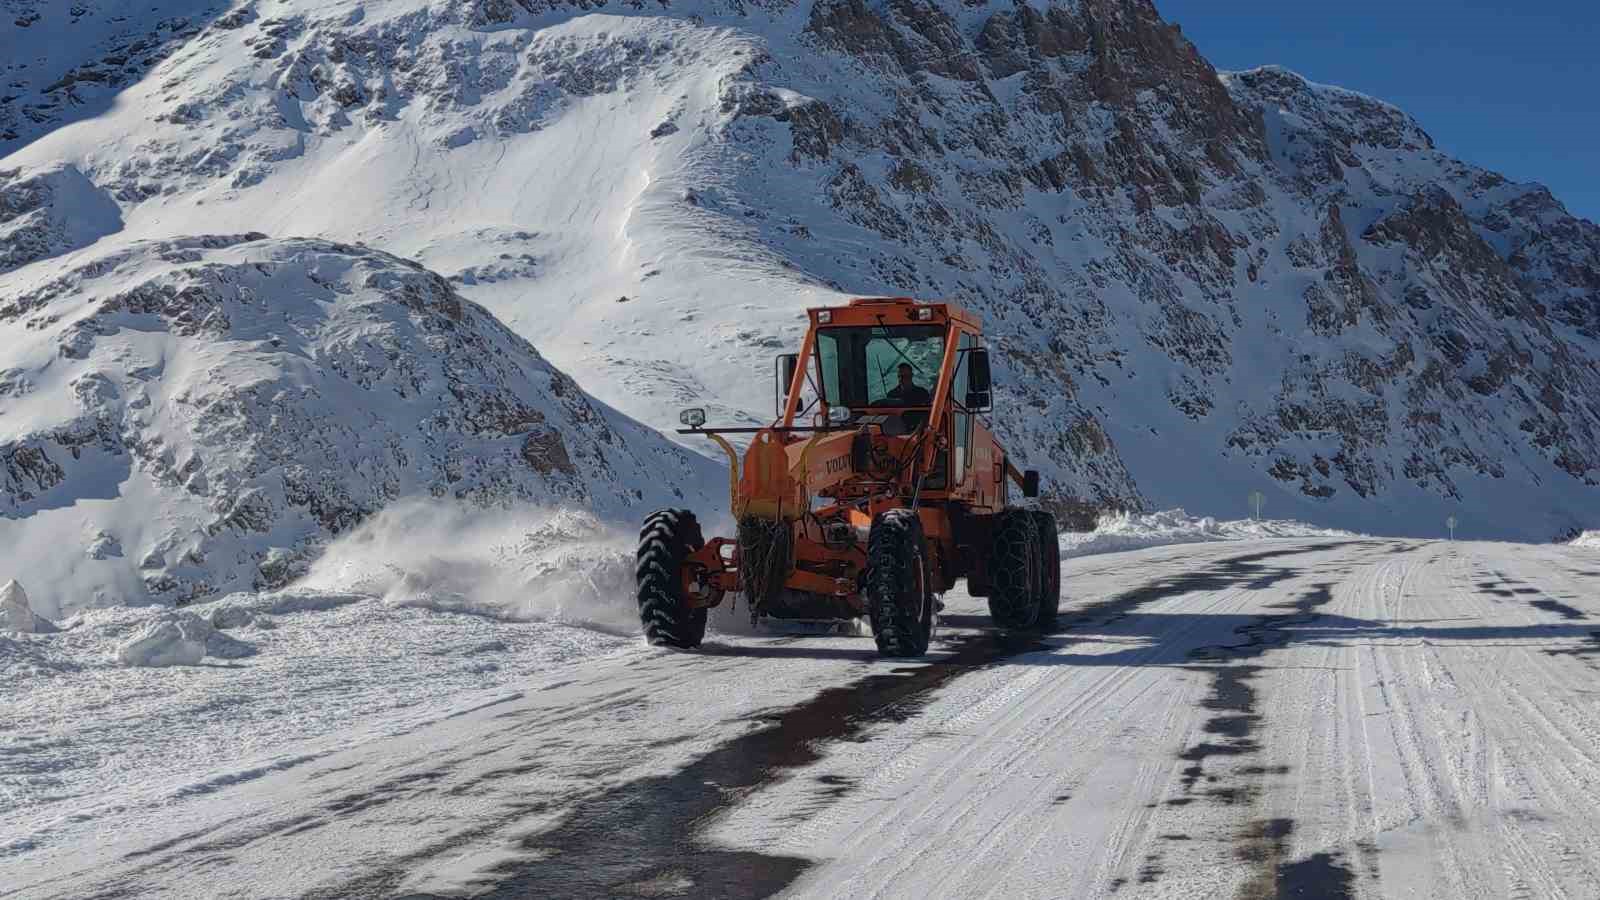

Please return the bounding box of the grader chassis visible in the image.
[636,297,1059,658]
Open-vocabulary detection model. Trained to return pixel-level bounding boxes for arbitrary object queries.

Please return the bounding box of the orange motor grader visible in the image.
[636,297,1060,658]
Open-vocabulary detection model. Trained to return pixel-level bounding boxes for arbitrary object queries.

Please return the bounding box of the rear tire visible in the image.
[866,509,934,658]
[636,509,709,649]
[987,507,1041,630]
[1032,510,1061,632]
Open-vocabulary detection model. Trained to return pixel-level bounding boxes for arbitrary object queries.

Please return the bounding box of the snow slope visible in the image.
[8,536,1600,897]
[0,234,719,617]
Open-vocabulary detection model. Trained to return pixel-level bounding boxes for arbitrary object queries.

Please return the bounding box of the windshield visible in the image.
[815,325,946,409]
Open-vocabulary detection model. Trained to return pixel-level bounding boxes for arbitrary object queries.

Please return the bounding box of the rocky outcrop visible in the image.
[0,2,210,151]
[0,165,122,275]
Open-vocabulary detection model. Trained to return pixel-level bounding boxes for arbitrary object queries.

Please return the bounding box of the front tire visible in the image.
[636,509,709,649]
[866,509,934,658]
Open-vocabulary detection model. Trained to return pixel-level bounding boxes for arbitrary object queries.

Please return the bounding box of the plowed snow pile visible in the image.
[1061,508,1357,558]
[294,502,646,633]
[0,504,649,859]
[1572,531,1600,549]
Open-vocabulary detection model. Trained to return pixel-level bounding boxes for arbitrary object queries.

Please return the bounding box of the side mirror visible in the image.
[1022,469,1040,498]
[775,353,799,416]
[679,408,707,429]
[966,348,993,412]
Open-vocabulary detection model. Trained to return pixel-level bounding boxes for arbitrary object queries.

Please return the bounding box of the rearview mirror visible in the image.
[775,353,799,416]
[966,348,993,412]
[679,408,707,429]
[1022,469,1040,498]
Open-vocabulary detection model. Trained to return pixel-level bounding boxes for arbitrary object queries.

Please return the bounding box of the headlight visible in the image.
[679,408,707,428]
[915,307,933,321]
[827,406,852,425]
[817,310,832,323]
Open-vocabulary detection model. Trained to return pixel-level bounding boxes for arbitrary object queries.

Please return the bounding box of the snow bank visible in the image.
[0,580,57,634]
[1571,531,1600,549]
[295,502,641,634]
[4,588,634,859]
[204,590,369,626]
[115,612,256,667]
[1060,509,1356,559]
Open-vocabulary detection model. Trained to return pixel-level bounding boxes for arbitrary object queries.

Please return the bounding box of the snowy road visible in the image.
[8,537,1600,899]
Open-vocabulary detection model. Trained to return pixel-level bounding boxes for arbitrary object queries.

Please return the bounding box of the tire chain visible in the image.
[867,509,932,657]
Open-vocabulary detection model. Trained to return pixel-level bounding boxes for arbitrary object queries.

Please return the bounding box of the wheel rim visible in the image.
[908,550,932,643]
[906,551,926,616]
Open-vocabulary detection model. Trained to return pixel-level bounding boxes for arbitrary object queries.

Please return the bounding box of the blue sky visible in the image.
[1154,1,1600,224]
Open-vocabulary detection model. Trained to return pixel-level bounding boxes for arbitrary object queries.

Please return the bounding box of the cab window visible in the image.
[814,325,945,408]
[952,332,976,477]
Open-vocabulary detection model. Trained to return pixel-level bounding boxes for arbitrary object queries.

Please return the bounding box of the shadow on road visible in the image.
[699,539,1594,668]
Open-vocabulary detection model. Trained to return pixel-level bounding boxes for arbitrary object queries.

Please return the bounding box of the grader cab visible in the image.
[636,297,1059,658]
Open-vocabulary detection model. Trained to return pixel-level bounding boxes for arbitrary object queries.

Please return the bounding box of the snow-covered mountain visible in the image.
[0,234,718,616]
[2,0,1598,609]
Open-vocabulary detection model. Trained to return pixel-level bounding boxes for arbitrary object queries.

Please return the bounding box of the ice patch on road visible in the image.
[295,502,640,635]
[1061,508,1356,558]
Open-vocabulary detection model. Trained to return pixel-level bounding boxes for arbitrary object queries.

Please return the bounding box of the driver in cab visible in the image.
[886,363,931,430]
[886,363,931,406]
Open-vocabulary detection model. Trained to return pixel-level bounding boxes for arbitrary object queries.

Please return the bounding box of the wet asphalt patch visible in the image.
[1173,577,1361,896]
[1236,818,1356,900]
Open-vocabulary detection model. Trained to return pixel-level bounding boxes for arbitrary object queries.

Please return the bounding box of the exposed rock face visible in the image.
[2,0,1597,540]
[1220,68,1600,510]
[0,1,213,151]
[0,236,718,614]
[0,165,122,275]
[735,1,1598,529]
[777,3,1599,530]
